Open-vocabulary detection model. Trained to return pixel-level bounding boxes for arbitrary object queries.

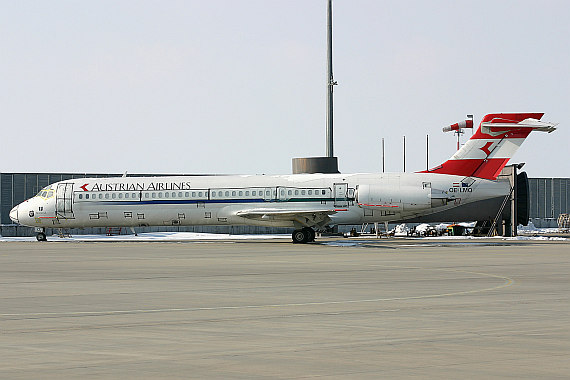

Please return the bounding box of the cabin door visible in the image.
[334,183,348,207]
[55,183,75,218]
[277,187,290,201]
[263,188,275,202]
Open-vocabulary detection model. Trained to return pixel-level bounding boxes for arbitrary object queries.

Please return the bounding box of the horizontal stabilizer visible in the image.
[480,118,557,135]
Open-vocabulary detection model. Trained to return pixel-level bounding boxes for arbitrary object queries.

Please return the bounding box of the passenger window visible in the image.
[295,190,299,195]
[132,193,137,198]
[99,194,103,199]
[245,191,249,196]
[86,194,89,199]
[118,193,123,199]
[308,190,312,195]
[232,191,236,196]
[211,192,216,198]
[198,192,202,197]
[238,191,243,196]
[322,190,326,195]
[105,193,110,199]
[218,191,223,197]
[301,190,305,195]
[189,192,193,197]
[165,192,169,198]
[288,190,292,196]
[125,193,129,199]
[252,191,256,196]
[145,193,149,198]
[178,192,182,197]
[152,193,156,198]
[79,194,83,199]
[112,193,116,199]
[158,192,163,198]
[225,191,229,197]
[266,190,270,196]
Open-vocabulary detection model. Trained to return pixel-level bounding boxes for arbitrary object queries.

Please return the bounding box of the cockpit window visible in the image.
[36,187,54,199]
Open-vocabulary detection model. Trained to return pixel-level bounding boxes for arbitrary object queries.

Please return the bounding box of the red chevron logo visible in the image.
[80,183,89,191]
[480,141,494,156]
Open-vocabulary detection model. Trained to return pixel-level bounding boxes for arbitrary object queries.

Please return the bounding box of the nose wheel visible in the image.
[292,227,315,244]
[35,228,47,241]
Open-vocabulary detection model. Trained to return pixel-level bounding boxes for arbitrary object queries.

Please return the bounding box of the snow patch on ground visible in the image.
[320,241,362,247]
[518,221,562,235]
[0,232,290,242]
[1,225,566,243]
[504,236,567,241]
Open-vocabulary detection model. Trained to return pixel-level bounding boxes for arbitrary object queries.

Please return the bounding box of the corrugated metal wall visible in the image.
[2,173,569,227]
[0,172,293,237]
[0,173,154,224]
[528,178,570,219]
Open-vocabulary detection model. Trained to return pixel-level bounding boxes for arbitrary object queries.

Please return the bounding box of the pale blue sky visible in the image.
[1,0,568,176]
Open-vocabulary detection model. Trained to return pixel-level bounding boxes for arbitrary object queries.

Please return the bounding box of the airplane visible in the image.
[9,113,557,243]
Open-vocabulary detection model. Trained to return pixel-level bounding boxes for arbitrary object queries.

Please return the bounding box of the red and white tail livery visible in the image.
[422,113,557,180]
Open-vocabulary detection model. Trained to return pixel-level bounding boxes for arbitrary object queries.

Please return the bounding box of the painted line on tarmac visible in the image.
[0,269,513,318]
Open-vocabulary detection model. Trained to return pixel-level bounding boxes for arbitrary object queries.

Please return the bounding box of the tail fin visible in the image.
[420,113,557,180]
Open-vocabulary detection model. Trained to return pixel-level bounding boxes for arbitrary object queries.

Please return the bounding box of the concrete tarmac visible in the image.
[1,238,569,379]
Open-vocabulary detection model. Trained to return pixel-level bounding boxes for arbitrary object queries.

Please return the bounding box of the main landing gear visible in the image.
[292,227,316,244]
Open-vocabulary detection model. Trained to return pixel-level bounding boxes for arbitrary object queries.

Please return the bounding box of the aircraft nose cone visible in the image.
[9,205,19,223]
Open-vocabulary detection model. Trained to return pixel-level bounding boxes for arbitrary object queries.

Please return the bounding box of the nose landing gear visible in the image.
[36,228,47,242]
[292,227,316,244]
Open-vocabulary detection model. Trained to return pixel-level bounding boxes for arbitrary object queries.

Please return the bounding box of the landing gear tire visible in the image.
[36,232,47,242]
[292,227,315,244]
[306,227,316,242]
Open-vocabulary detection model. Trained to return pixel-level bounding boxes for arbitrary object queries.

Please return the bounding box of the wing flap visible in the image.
[235,208,337,228]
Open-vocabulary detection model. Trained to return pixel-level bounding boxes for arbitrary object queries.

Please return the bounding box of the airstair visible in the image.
[486,186,515,237]
[558,214,570,233]
[106,227,123,236]
[57,228,72,238]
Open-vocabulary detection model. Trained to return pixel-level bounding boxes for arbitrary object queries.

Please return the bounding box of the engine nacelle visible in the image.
[357,184,431,211]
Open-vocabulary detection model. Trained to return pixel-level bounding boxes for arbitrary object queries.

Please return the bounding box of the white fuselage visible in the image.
[11,172,509,230]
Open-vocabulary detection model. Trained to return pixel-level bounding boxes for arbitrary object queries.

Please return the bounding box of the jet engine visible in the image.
[357,184,431,211]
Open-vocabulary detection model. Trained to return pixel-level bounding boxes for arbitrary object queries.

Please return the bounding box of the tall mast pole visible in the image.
[291,0,339,174]
[382,138,385,173]
[326,0,337,157]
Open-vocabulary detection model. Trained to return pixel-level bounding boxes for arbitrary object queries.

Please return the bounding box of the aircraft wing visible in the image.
[235,208,337,228]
